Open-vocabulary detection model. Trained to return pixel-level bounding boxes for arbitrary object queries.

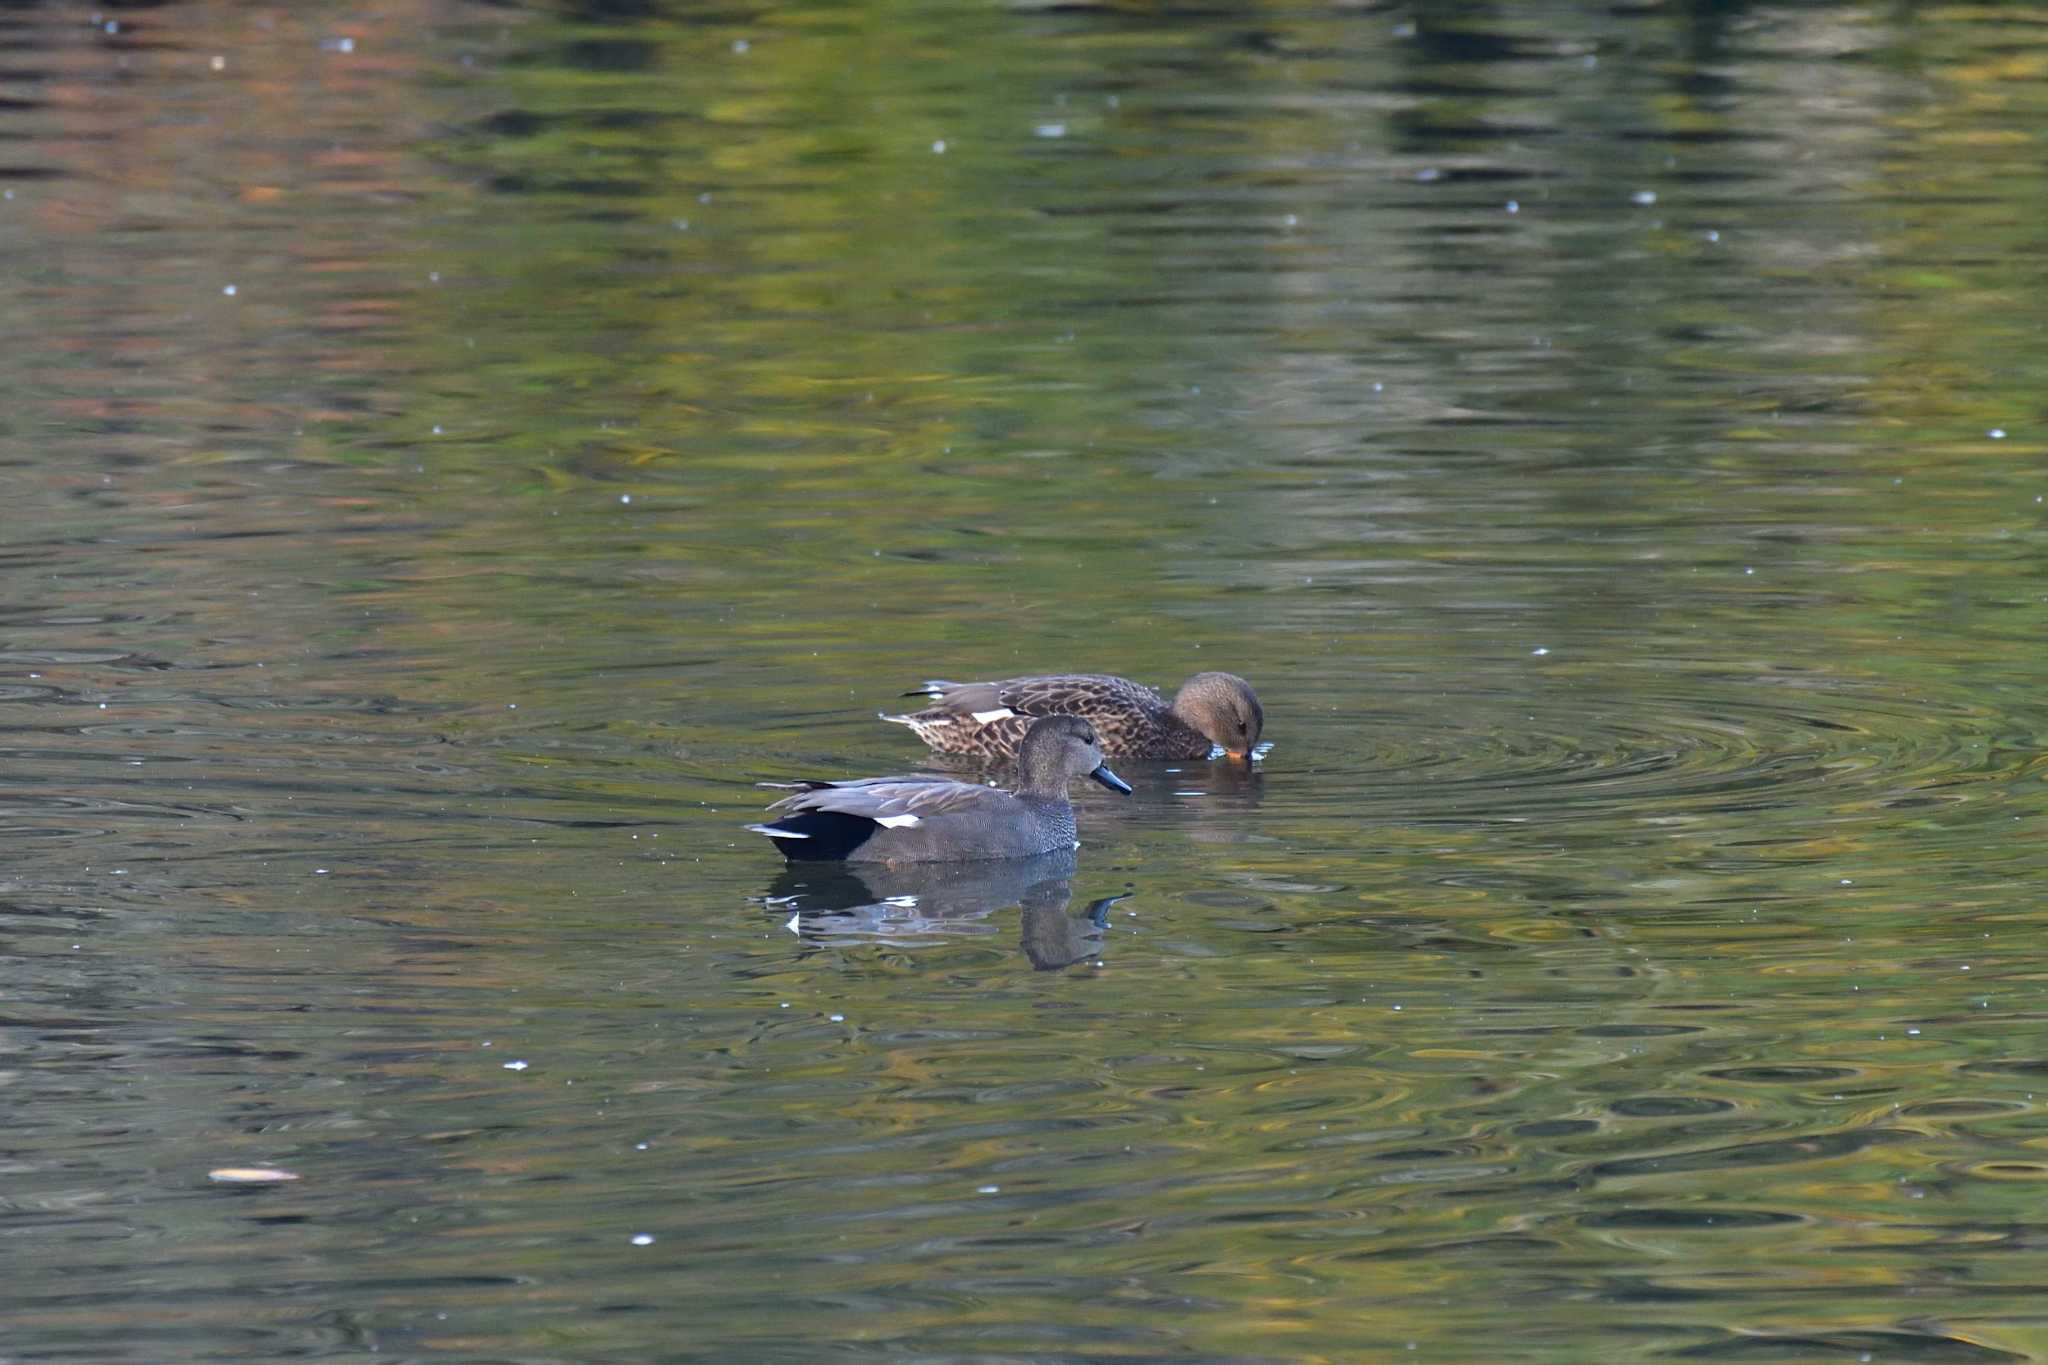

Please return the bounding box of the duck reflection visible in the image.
[1020,883,1128,971]
[763,849,1131,971]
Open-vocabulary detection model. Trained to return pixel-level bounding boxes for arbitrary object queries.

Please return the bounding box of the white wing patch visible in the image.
[873,813,922,829]
[970,707,1015,723]
[746,823,806,838]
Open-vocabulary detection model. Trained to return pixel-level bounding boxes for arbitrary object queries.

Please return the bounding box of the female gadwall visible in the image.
[883,670,1263,762]
[748,715,1131,862]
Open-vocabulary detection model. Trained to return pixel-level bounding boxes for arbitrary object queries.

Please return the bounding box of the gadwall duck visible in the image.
[748,715,1131,862]
[882,670,1263,762]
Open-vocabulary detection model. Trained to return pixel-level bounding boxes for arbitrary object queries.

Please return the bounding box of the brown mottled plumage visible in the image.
[882,670,1263,761]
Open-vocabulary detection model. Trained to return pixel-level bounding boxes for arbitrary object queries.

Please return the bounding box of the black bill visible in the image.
[1090,763,1132,794]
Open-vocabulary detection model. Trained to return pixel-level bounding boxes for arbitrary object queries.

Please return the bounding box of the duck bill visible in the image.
[1089,763,1133,794]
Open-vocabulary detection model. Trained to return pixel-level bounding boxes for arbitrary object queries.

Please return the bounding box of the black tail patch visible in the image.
[758,811,879,861]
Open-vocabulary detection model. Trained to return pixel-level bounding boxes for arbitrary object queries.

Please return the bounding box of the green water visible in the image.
[4,2,2048,1360]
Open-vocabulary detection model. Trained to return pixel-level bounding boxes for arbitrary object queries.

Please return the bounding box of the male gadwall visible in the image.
[882,670,1263,762]
[748,715,1131,862]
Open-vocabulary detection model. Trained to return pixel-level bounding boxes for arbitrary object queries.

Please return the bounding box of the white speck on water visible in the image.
[1705,229,1720,242]
[1744,566,1755,575]
[829,1014,845,1023]
[1989,428,2007,439]
[210,55,226,72]
[1631,190,1657,205]
[779,1002,790,1009]
[432,424,443,435]
[103,19,118,33]
[322,36,356,53]
[1907,1027,1921,1036]
[1530,647,1550,656]
[731,38,749,53]
[1961,964,1971,971]
[1282,213,1298,228]
[1371,381,1383,392]
[428,271,441,283]
[931,139,947,154]
[635,1141,650,1150]
[1841,879,1853,885]
[977,1185,1000,1194]
[630,1233,655,1246]
[503,1060,528,1071]
[481,1040,492,1047]
[3,190,12,200]
[314,868,329,875]
[673,219,689,231]
[1415,167,1442,182]
[1034,122,1067,138]
[222,284,237,296]
[1393,21,1417,38]
[619,493,632,504]
[1506,199,1519,213]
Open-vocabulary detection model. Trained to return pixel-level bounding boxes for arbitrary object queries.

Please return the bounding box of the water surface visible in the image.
[4,2,2048,1360]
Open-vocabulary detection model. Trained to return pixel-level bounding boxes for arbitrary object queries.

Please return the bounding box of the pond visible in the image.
[4,1,2047,1359]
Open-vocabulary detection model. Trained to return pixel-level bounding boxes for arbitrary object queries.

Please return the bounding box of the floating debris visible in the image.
[208,1167,299,1184]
